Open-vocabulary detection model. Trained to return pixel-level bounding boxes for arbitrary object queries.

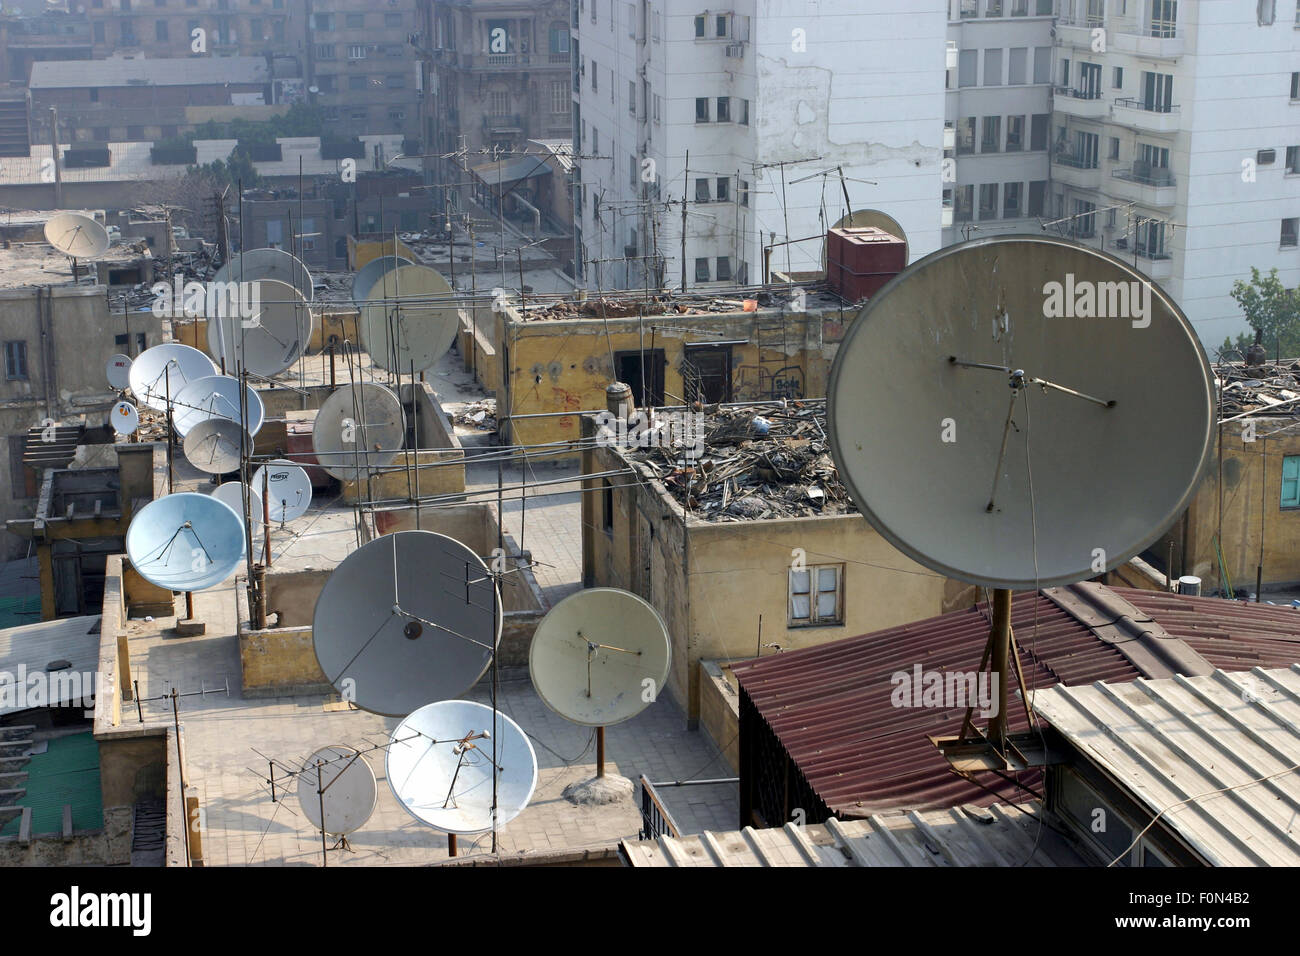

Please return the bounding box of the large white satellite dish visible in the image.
[311,383,406,483]
[106,353,132,390]
[44,212,110,258]
[110,400,139,436]
[296,745,378,837]
[358,264,460,372]
[213,247,314,303]
[251,459,312,522]
[211,481,262,531]
[312,531,501,717]
[529,588,671,727]
[170,374,265,438]
[128,343,219,411]
[387,700,538,836]
[182,418,246,475]
[350,254,414,304]
[206,279,312,378]
[826,235,1215,590]
[125,492,245,592]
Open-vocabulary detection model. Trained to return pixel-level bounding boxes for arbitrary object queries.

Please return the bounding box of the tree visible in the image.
[1227,267,1300,360]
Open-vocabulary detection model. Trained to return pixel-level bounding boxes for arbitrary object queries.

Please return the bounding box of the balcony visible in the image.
[1112,238,1174,280]
[1051,152,1102,189]
[1055,14,1105,50]
[483,114,524,132]
[1110,17,1184,58]
[1112,97,1181,133]
[1109,163,1177,207]
[1053,86,1109,120]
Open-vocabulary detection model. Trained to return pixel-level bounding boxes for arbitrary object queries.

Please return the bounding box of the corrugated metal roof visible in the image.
[621,804,1088,867]
[1031,665,1300,866]
[469,155,554,184]
[732,591,1142,816]
[30,56,268,89]
[1117,588,1300,671]
[0,615,101,717]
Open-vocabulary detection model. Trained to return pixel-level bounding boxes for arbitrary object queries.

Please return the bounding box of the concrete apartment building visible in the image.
[82,0,298,62]
[1048,0,1300,348]
[570,0,947,292]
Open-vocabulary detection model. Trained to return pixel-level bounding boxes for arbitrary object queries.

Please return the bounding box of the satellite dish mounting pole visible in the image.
[262,468,272,568]
[165,365,174,495]
[987,589,1012,748]
[596,726,606,778]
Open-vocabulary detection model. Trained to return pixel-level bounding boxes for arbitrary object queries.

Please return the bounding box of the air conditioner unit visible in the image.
[724,43,743,57]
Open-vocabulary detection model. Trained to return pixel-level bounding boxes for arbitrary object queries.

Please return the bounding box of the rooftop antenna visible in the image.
[297,745,378,859]
[826,236,1215,770]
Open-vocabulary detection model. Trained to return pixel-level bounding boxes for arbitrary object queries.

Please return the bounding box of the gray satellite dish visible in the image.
[206,279,312,378]
[529,588,672,727]
[44,212,110,258]
[350,254,414,304]
[125,492,245,592]
[106,353,132,390]
[826,235,1215,590]
[387,700,537,835]
[251,459,312,522]
[296,745,378,837]
[311,382,406,483]
[170,374,265,438]
[213,247,314,303]
[211,481,262,531]
[110,400,139,436]
[129,343,219,411]
[358,264,460,372]
[312,531,501,717]
[182,418,246,475]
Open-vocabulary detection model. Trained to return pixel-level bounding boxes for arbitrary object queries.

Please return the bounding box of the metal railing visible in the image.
[1052,152,1099,169]
[1115,96,1178,114]
[638,775,681,839]
[1112,163,1175,188]
[1053,85,1103,100]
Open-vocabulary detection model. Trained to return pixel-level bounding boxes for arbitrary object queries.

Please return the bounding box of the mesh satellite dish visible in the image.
[350,254,414,304]
[213,247,314,303]
[312,531,501,717]
[125,492,245,592]
[529,588,671,727]
[182,418,246,475]
[170,374,265,438]
[251,459,312,522]
[44,212,110,258]
[206,279,312,378]
[110,400,139,436]
[128,343,219,411]
[387,700,537,835]
[311,383,406,483]
[106,354,132,390]
[826,235,1214,590]
[211,481,262,531]
[359,264,460,372]
[296,745,378,838]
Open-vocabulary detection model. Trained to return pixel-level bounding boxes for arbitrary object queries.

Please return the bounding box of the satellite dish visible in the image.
[529,588,671,727]
[211,481,262,531]
[251,459,312,522]
[358,264,460,372]
[128,343,219,411]
[110,400,139,436]
[44,212,110,258]
[350,254,414,304]
[206,279,312,378]
[106,353,132,390]
[826,235,1215,589]
[313,531,501,717]
[308,85,320,94]
[296,745,378,837]
[311,383,406,483]
[170,374,265,438]
[125,492,245,592]
[213,247,314,303]
[182,418,246,475]
[387,700,537,835]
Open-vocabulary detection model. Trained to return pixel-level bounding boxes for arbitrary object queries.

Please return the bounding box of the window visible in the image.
[957,117,975,154]
[250,18,263,38]
[603,479,614,532]
[717,96,730,122]
[695,257,710,282]
[1006,115,1024,151]
[1072,199,1097,238]
[1113,66,1124,89]
[1033,46,1051,84]
[979,183,999,219]
[1284,457,1300,508]
[591,59,598,91]
[383,73,404,88]
[981,115,1001,152]
[317,75,335,92]
[5,341,27,380]
[1257,0,1276,26]
[716,256,731,281]
[959,0,977,16]
[695,177,710,202]
[954,184,974,222]
[1109,136,1120,160]
[1141,71,1174,112]
[127,125,144,139]
[114,332,147,355]
[958,49,977,87]
[1030,113,1048,151]
[300,217,317,252]
[1003,181,1022,217]
[94,21,105,41]
[1060,58,1070,89]
[695,97,709,122]
[986,0,1003,14]
[1011,0,1028,14]
[155,19,168,40]
[789,564,843,626]
[653,94,661,124]
[1287,146,1300,174]
[1283,218,1299,248]
[312,12,334,30]
[739,99,750,125]
[348,75,366,91]
[551,81,568,114]
[1292,72,1300,99]
[1028,180,1046,217]
[347,44,366,59]
[1008,47,1027,84]
[740,180,750,206]
[592,127,598,153]
[694,15,705,37]
[1257,149,1276,166]
[983,48,1002,85]
[550,23,569,54]
[315,42,335,59]
[265,220,283,245]
[385,12,401,27]
[716,177,729,202]
[653,10,661,41]
[345,13,364,28]
[490,90,510,116]
[629,81,636,114]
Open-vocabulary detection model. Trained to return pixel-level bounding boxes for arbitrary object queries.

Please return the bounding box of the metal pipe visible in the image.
[596,725,606,778]
[988,589,1012,747]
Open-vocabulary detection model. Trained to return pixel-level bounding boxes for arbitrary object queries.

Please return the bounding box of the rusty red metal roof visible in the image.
[732,586,1300,819]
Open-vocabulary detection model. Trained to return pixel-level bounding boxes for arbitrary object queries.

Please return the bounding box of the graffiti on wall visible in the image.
[732,365,805,402]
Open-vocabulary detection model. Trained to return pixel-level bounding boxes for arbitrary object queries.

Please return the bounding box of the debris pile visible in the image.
[627,401,856,521]
[452,399,497,431]
[1217,362,1300,419]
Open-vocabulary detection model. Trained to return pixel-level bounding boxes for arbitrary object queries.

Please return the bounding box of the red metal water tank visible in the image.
[827,226,907,303]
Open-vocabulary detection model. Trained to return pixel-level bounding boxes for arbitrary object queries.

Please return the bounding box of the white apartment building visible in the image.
[1049,0,1300,348]
[571,0,947,291]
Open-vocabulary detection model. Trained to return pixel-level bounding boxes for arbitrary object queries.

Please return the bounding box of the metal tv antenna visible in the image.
[296,745,378,856]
